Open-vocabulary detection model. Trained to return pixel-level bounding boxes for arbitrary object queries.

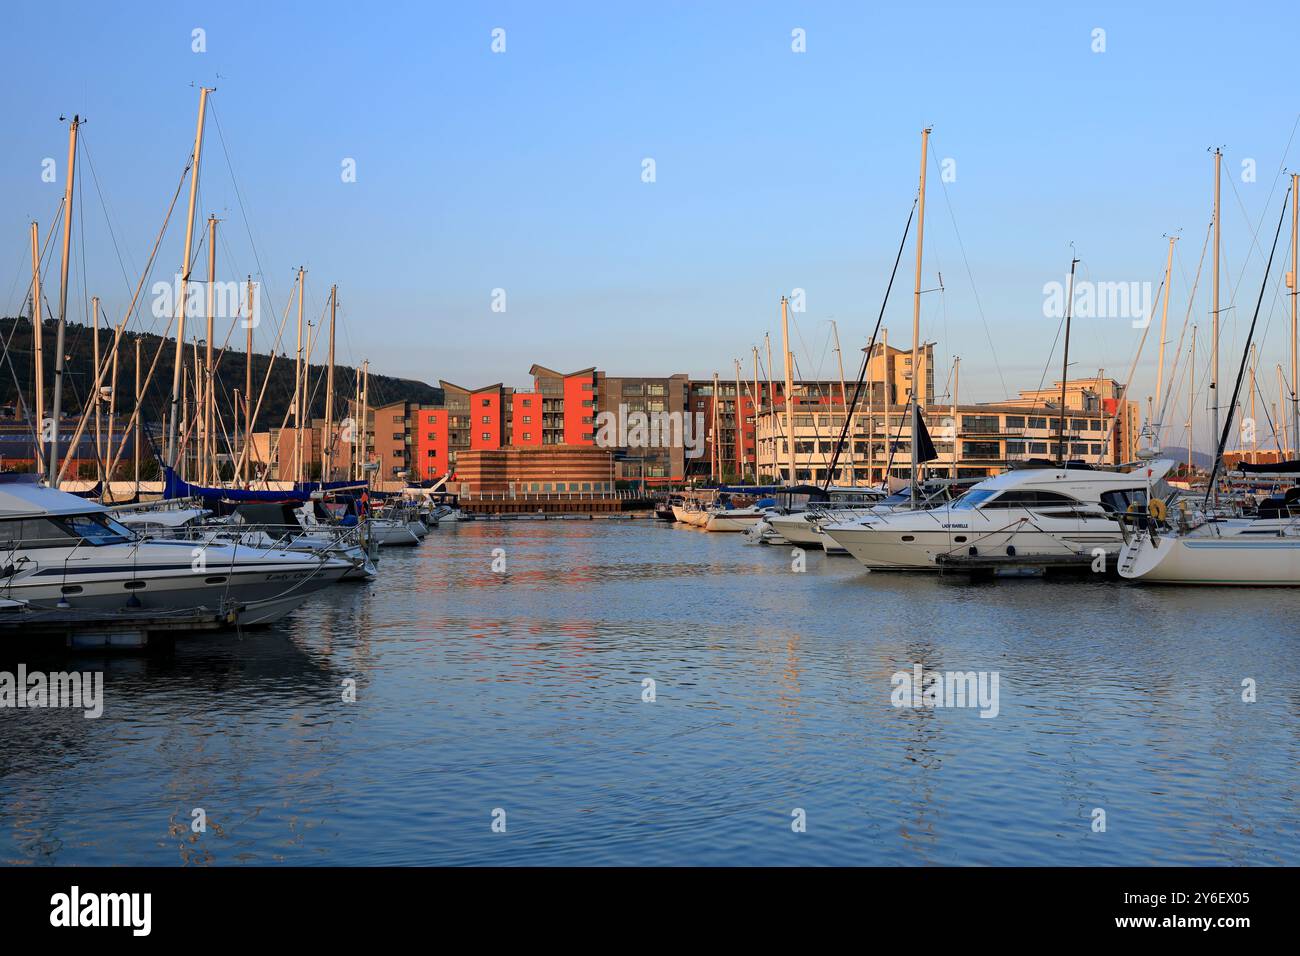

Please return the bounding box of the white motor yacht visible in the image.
[823,461,1175,571]
[0,478,352,625]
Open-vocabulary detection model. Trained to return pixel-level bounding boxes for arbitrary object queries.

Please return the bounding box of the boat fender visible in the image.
[1006,545,1016,556]
[967,546,978,556]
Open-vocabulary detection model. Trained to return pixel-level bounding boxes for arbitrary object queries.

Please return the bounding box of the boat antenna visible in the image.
[1203,183,1293,508]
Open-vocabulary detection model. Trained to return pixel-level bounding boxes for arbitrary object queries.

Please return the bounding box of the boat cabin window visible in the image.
[58,513,137,545]
[0,513,132,548]
[0,518,79,549]
[982,490,1080,509]
[950,490,998,510]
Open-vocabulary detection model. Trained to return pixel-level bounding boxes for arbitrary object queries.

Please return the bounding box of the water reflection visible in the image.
[1,519,1297,865]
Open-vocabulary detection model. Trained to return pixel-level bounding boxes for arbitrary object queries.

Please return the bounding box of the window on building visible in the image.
[392,433,403,441]
[481,416,491,424]
[427,449,437,458]
[522,432,531,441]
[426,432,437,441]
[481,432,490,441]
[522,415,531,423]
[962,440,1001,459]
[1028,417,1047,429]
[481,398,491,407]
[1004,416,1025,429]
[962,415,1000,434]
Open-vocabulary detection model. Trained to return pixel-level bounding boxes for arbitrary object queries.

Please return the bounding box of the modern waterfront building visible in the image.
[753,376,1140,485]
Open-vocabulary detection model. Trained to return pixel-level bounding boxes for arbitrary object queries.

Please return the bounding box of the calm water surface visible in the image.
[2,519,1297,865]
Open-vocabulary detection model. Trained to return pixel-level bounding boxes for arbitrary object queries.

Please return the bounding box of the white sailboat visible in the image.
[1118,165,1300,585]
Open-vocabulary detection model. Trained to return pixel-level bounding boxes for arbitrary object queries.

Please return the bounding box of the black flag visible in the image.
[913,403,938,464]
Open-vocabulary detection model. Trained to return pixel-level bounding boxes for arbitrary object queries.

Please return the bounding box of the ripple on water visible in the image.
[1,520,1297,865]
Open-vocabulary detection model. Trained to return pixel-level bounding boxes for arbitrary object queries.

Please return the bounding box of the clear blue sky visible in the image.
[2,1,1297,438]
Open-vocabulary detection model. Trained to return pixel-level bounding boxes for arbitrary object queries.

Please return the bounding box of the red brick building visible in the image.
[454,445,616,494]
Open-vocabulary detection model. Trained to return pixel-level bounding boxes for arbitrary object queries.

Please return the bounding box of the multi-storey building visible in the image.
[595,372,692,482]
[753,377,1139,485]
[693,342,934,482]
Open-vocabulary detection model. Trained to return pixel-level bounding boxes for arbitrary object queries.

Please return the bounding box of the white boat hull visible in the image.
[1119,531,1300,585]
[671,505,709,527]
[1,544,352,624]
[704,510,766,532]
[825,523,1123,570]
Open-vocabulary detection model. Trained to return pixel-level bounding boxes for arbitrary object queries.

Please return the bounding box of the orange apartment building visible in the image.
[407,367,599,484]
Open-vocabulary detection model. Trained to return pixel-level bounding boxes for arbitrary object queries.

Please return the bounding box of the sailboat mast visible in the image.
[1153,235,1177,441]
[324,284,337,482]
[1291,173,1299,457]
[29,222,46,475]
[1211,148,1222,491]
[244,276,253,483]
[780,296,796,485]
[167,87,211,468]
[910,127,930,503]
[134,338,141,491]
[765,333,774,421]
[1276,364,1286,458]
[1249,344,1258,464]
[1057,255,1079,465]
[92,296,102,485]
[48,115,79,486]
[293,266,305,484]
[710,370,720,481]
[204,215,217,483]
[831,319,852,485]
[1187,326,1196,474]
[951,356,960,479]
[108,323,120,490]
[732,359,745,483]
[751,346,761,483]
[877,328,888,485]
[360,359,369,481]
